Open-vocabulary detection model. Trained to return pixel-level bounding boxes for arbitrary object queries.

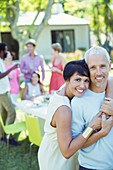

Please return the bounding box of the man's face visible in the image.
[87,53,110,90]
[26,43,35,54]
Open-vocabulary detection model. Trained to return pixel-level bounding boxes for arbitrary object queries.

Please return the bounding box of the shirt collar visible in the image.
[28,52,38,57]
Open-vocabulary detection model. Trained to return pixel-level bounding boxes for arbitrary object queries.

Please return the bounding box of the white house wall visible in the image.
[36,25,90,60]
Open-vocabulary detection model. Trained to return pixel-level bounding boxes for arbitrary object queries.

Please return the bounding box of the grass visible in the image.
[0,133,40,170]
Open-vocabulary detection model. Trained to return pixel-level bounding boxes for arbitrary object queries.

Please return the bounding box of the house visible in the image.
[18,11,90,60]
[1,8,90,60]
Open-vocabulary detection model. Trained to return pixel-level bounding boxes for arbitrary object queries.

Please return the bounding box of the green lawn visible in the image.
[0,134,40,170]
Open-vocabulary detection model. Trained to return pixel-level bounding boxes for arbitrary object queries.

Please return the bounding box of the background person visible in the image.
[0,42,20,146]
[22,71,46,101]
[49,43,66,94]
[4,51,20,104]
[38,60,112,170]
[20,39,45,83]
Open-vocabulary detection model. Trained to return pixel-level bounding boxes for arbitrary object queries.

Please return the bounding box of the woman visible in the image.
[49,43,66,94]
[22,71,46,101]
[38,60,113,170]
[4,51,20,104]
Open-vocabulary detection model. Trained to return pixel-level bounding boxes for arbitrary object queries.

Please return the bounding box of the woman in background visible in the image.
[4,51,20,104]
[22,71,46,101]
[49,43,66,94]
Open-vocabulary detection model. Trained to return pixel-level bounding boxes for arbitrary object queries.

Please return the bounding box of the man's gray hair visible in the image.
[84,46,110,64]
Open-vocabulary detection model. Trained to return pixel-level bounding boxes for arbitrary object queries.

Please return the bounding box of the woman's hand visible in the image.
[51,67,62,74]
[100,113,113,137]
[100,98,113,116]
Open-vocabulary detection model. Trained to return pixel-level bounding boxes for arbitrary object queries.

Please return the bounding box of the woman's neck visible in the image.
[65,86,74,100]
[5,61,13,65]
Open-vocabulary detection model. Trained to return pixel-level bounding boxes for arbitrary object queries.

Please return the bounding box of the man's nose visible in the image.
[96,67,102,75]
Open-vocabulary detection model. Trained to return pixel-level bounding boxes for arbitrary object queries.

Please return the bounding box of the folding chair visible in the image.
[0,113,27,154]
[25,114,42,167]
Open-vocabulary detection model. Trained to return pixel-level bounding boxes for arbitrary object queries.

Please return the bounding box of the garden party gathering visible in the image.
[0,1,113,170]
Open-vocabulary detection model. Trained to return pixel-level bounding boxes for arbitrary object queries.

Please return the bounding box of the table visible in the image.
[15,100,49,136]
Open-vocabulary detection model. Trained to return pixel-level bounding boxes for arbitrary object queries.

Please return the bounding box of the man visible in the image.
[20,39,45,82]
[71,46,113,169]
[0,42,20,146]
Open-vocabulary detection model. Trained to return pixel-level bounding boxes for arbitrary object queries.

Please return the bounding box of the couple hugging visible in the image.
[38,46,113,170]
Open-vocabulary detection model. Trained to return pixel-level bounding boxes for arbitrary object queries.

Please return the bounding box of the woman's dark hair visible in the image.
[0,42,7,53]
[63,59,90,81]
[31,71,43,85]
[3,52,7,59]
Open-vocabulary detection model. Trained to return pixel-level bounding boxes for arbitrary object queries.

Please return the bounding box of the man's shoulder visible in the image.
[21,53,29,60]
[35,54,43,60]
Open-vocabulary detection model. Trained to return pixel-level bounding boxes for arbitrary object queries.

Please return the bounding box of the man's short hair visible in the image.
[84,46,110,64]
[0,42,7,53]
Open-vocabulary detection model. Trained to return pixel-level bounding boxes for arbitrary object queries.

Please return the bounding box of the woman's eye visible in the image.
[75,79,80,82]
[85,79,89,83]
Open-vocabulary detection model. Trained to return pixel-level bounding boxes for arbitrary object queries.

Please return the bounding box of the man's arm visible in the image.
[20,57,30,74]
[40,55,45,81]
[0,64,19,79]
[100,77,113,116]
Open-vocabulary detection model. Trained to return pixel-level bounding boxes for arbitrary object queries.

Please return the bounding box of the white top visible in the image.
[26,82,41,98]
[71,89,113,169]
[0,58,10,94]
[38,93,77,170]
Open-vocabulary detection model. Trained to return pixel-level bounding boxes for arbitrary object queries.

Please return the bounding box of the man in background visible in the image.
[20,39,45,83]
[0,42,20,146]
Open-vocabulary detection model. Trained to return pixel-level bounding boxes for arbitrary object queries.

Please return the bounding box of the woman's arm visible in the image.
[82,114,113,148]
[61,56,66,69]
[52,106,103,159]
[53,106,86,159]
[40,84,46,94]
[21,84,28,100]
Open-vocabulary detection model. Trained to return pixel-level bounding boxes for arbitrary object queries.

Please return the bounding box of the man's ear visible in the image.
[109,60,112,71]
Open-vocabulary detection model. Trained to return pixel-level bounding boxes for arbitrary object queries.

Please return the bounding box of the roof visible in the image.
[18,12,90,26]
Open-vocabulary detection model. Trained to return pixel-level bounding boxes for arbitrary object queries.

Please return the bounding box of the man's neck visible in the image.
[30,51,35,58]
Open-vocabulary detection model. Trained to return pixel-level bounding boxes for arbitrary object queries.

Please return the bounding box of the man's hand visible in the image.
[88,112,102,130]
[100,98,113,116]
[100,113,113,137]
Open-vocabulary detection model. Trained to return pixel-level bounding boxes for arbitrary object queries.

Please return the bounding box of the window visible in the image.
[1,32,19,60]
[51,30,75,52]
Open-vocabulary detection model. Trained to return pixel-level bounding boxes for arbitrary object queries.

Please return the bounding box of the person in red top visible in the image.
[49,43,66,94]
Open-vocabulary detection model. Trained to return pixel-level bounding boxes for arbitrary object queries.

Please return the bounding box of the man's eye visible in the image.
[101,65,106,68]
[90,66,95,69]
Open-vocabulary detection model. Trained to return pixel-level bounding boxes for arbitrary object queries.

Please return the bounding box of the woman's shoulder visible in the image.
[50,92,70,108]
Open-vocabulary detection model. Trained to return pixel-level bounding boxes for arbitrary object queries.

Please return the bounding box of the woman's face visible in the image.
[66,72,90,98]
[52,48,58,56]
[5,52,12,62]
[31,73,39,85]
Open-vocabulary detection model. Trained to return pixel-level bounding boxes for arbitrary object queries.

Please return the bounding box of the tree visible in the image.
[0,0,55,58]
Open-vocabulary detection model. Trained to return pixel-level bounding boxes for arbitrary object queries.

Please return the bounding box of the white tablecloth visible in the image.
[15,100,48,136]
